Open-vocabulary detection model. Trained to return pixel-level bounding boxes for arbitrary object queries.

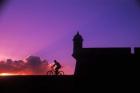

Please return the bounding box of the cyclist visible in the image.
[51,60,62,75]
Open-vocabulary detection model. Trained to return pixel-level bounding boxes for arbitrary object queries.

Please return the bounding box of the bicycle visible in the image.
[46,67,64,75]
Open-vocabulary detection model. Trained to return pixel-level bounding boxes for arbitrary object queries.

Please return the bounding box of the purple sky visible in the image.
[0,0,140,74]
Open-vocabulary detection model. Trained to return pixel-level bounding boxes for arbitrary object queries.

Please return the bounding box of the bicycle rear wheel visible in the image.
[47,71,54,75]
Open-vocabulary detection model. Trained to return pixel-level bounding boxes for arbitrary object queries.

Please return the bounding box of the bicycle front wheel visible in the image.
[58,71,64,75]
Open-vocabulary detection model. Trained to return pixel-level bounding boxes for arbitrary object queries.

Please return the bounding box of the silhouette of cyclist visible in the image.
[51,60,62,75]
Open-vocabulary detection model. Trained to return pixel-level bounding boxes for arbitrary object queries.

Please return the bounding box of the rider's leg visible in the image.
[55,66,61,75]
[55,67,59,75]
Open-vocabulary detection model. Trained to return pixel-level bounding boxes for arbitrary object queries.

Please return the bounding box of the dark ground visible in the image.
[0,74,139,93]
[0,75,75,93]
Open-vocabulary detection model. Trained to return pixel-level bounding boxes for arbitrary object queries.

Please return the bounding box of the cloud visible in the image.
[0,56,49,75]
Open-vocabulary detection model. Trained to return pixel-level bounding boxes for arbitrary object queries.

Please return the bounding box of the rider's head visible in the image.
[54,60,57,63]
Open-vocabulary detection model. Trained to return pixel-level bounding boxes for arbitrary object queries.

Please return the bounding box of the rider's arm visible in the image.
[51,64,55,68]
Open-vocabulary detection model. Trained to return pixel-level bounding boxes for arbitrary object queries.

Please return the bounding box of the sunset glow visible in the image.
[0,72,32,76]
[0,73,20,76]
